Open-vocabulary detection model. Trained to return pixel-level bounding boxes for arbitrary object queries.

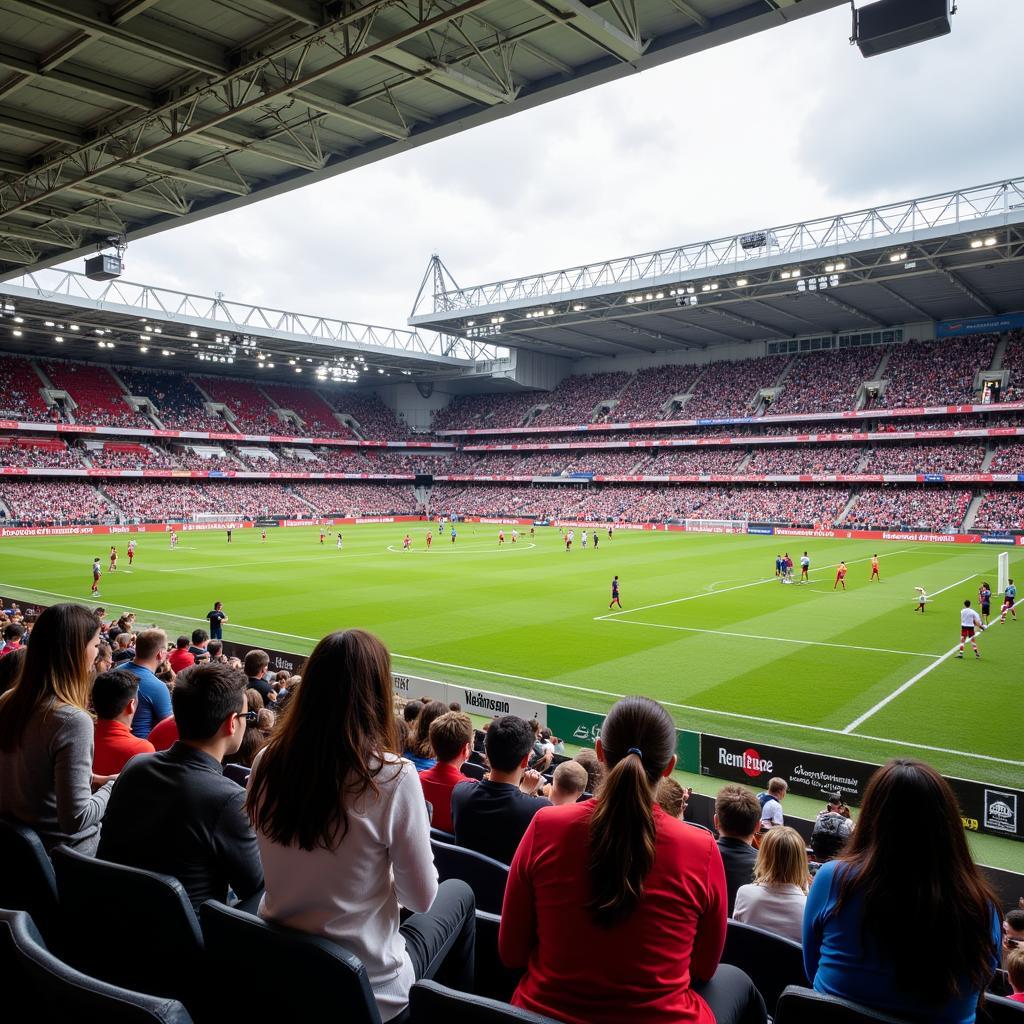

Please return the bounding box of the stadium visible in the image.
[0,1,1021,1022]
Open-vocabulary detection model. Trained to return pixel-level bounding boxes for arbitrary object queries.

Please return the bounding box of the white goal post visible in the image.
[683,519,749,534]
[998,551,1010,595]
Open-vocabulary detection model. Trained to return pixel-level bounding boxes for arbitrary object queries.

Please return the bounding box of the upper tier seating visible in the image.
[0,356,51,421]
[42,361,149,428]
[0,437,83,468]
[118,367,226,432]
[0,480,114,522]
[530,372,631,426]
[262,384,355,438]
[769,347,883,415]
[433,392,543,431]
[972,490,1024,532]
[611,364,705,421]
[876,335,996,408]
[660,354,790,420]
[194,377,283,434]
[332,392,413,439]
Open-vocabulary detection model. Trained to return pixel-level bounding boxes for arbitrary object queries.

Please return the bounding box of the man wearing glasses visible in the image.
[98,661,264,912]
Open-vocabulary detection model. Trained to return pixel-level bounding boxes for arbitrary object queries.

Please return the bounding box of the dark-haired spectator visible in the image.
[403,700,422,724]
[803,758,1000,1023]
[98,662,263,913]
[733,826,808,943]
[0,645,26,697]
[207,639,226,664]
[448,701,462,712]
[248,629,475,1023]
[0,622,23,657]
[499,696,763,1024]
[92,669,155,775]
[452,715,551,865]
[124,629,172,739]
[419,711,474,833]
[188,628,210,663]
[406,699,447,771]
[0,603,114,853]
[246,687,266,712]
[809,812,853,873]
[1004,907,1024,968]
[244,649,274,705]
[715,785,760,915]
[168,635,195,673]
[395,716,410,757]
[225,707,274,770]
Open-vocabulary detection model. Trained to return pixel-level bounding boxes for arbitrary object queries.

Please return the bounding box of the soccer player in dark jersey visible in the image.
[227,528,232,543]
[609,575,621,609]
[593,531,599,550]
[775,555,783,578]
[1001,579,1017,623]
[979,582,992,625]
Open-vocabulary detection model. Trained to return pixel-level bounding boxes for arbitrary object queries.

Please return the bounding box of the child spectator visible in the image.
[544,760,589,806]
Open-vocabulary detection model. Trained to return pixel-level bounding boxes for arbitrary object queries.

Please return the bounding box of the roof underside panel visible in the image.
[0,0,845,277]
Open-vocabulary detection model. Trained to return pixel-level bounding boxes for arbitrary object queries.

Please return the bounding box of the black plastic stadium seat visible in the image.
[199,900,383,1024]
[774,985,920,1023]
[410,979,564,1023]
[431,826,458,844]
[223,763,251,787]
[431,839,509,915]
[0,818,60,947]
[721,918,806,1015]
[474,909,524,1003]
[51,845,205,1013]
[0,909,193,1024]
[978,994,1024,1022]
[461,761,486,780]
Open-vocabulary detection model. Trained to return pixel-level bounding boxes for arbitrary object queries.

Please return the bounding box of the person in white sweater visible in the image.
[733,825,809,943]
[247,628,475,1022]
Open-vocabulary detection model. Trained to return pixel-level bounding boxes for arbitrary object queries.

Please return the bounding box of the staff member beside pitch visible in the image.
[957,600,984,660]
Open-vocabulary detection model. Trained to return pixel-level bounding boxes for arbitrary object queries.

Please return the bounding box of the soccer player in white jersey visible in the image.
[956,599,983,660]
[581,530,588,549]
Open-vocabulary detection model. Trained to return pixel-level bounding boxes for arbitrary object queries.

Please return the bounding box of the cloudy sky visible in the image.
[86,0,1024,332]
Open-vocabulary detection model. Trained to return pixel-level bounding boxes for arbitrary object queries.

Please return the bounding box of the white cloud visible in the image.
[105,1,1021,332]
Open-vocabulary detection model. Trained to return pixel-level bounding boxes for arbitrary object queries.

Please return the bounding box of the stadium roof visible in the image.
[0,266,491,382]
[409,177,1024,357]
[0,0,844,279]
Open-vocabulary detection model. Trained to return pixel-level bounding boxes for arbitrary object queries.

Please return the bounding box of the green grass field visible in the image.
[0,523,1019,792]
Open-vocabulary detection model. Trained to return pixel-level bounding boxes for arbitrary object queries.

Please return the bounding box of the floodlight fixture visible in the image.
[984,236,997,246]
[736,278,748,287]
[970,239,983,248]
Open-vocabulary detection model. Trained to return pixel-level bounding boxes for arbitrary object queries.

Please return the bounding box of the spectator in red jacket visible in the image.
[499,696,765,1024]
[92,669,155,775]
[418,711,474,833]
[167,635,196,674]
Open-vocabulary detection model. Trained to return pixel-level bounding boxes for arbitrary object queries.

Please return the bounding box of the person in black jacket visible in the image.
[714,784,760,916]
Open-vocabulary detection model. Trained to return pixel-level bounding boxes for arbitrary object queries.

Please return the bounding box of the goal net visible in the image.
[998,550,1010,595]
[683,518,748,534]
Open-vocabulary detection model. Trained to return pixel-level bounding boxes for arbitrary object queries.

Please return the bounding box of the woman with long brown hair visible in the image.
[247,629,474,1023]
[803,758,1000,1022]
[405,698,447,771]
[0,602,114,853]
[499,696,764,1024]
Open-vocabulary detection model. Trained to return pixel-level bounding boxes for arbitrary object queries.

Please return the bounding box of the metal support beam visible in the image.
[244,0,325,26]
[872,281,933,321]
[524,0,647,61]
[130,158,251,196]
[290,86,409,140]
[0,105,85,145]
[710,305,779,335]
[815,291,886,327]
[935,261,995,315]
[664,0,709,29]
[378,46,519,105]
[748,298,817,328]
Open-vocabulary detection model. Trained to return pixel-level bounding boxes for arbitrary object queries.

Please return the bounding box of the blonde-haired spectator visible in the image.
[733,826,809,942]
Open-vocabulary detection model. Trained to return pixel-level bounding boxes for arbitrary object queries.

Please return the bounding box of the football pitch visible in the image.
[0,523,1019,790]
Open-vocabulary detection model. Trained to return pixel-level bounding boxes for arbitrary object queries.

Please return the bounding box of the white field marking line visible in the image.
[841,616,1003,734]
[602,617,942,659]
[2,579,1019,769]
[908,573,977,601]
[384,543,536,554]
[594,547,919,620]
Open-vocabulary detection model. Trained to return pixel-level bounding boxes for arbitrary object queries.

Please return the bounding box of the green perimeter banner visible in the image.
[546,703,700,774]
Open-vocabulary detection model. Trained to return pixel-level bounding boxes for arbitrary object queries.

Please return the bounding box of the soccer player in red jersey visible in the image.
[319,528,325,545]
[869,554,880,582]
[261,529,267,543]
[403,534,411,550]
[498,530,505,546]
[109,546,118,572]
[834,561,848,591]
[426,530,432,549]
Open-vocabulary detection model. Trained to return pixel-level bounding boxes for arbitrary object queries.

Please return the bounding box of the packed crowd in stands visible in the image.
[0,480,114,522]
[194,376,286,435]
[291,482,419,516]
[610,363,705,421]
[972,490,1024,532]
[118,366,228,432]
[768,347,883,415]
[102,481,312,520]
[567,449,650,474]
[845,487,972,532]
[635,447,747,474]
[172,448,244,472]
[531,372,631,426]
[457,452,570,476]
[680,354,790,419]
[0,439,83,469]
[262,384,355,438]
[743,444,863,475]
[863,443,987,474]
[987,443,1024,472]
[432,391,542,431]
[1001,330,1024,401]
[41,361,151,429]
[84,443,179,470]
[333,392,415,439]
[875,335,996,408]
[427,484,555,518]
[0,357,51,420]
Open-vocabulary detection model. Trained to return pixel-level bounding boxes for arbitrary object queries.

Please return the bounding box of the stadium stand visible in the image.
[862,443,987,474]
[102,481,312,520]
[0,356,52,421]
[85,443,180,470]
[193,377,283,434]
[118,367,227,432]
[0,437,82,468]
[743,445,862,475]
[41,361,150,428]
[653,354,790,420]
[768,347,883,415]
[845,487,972,532]
[988,443,1024,472]
[530,372,631,426]
[332,392,413,439]
[875,336,996,408]
[0,480,114,522]
[261,384,355,438]
[972,490,1024,532]
[610,364,705,421]
[290,482,420,515]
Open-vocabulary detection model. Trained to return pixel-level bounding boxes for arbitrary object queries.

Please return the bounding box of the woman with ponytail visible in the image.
[499,696,765,1024]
